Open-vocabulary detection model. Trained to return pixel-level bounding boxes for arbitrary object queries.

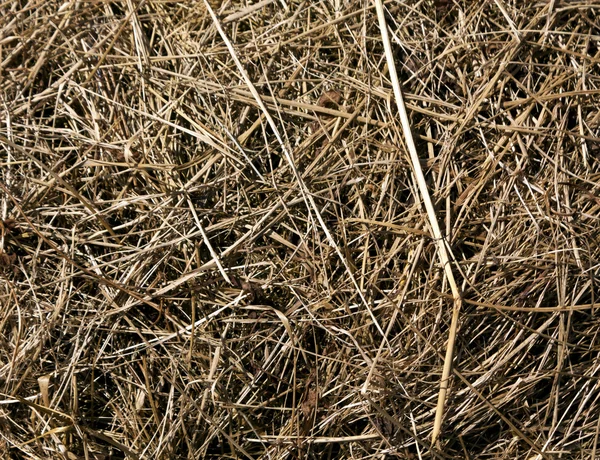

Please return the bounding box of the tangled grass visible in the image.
[1,0,600,458]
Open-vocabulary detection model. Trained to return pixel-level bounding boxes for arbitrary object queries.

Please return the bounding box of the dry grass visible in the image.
[1,0,600,458]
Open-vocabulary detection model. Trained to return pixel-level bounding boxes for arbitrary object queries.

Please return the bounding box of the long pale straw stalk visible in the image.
[373,0,463,445]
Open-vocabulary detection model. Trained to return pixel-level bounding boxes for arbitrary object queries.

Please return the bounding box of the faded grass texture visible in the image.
[1,0,600,459]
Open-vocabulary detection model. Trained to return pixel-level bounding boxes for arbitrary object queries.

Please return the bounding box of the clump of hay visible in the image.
[1,1,599,458]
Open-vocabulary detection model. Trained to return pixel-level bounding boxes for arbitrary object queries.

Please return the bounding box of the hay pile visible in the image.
[1,0,599,458]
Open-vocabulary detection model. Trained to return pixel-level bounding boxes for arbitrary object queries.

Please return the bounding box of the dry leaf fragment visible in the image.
[301,388,318,416]
[317,90,342,110]
[0,218,20,236]
[0,251,16,268]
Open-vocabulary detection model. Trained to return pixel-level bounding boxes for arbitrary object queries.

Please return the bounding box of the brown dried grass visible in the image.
[1,0,600,458]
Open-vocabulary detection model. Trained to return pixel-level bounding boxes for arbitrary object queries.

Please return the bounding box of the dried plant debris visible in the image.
[0,218,20,237]
[0,251,16,269]
[317,89,343,110]
[1,0,600,458]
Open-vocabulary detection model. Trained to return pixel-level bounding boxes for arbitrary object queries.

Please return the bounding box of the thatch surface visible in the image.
[1,0,600,458]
